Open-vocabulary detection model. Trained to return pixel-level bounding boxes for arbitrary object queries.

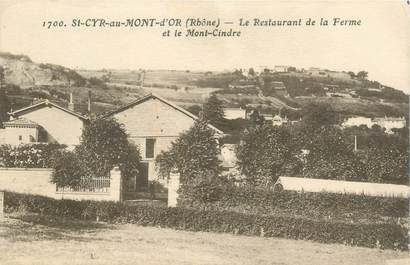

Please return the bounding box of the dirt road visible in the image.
[0,214,408,265]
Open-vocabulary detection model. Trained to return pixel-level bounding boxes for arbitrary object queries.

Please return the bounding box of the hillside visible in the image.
[0,52,408,118]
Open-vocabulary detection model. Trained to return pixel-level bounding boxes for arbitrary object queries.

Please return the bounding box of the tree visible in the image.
[347,71,356,79]
[302,126,363,181]
[356,71,368,80]
[0,66,11,126]
[248,68,256,76]
[249,109,265,126]
[75,118,141,185]
[202,94,224,126]
[155,118,221,184]
[301,103,339,128]
[50,150,87,188]
[186,105,202,117]
[236,124,299,187]
[361,146,408,185]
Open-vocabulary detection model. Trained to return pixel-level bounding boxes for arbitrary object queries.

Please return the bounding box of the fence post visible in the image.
[110,167,122,202]
[168,171,180,207]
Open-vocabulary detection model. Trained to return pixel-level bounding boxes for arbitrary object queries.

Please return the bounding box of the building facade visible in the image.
[105,94,223,192]
[342,115,406,133]
[223,108,247,120]
[2,100,88,147]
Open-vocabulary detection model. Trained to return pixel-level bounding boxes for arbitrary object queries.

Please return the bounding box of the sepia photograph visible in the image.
[0,0,409,264]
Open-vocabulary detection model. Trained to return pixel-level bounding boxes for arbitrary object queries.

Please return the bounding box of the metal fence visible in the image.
[56,176,111,193]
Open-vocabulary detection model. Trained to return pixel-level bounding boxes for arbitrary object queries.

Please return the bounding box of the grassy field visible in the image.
[0,213,408,265]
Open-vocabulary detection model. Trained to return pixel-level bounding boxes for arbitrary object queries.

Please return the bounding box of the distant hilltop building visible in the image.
[223,108,247,120]
[342,116,374,128]
[304,67,351,80]
[342,115,406,133]
[273,65,292,73]
[372,117,406,133]
[271,114,288,126]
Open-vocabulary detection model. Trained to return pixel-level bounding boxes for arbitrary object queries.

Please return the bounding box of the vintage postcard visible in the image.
[0,0,409,264]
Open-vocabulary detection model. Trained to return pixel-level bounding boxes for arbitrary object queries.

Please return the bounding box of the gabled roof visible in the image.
[8,100,88,121]
[104,93,224,135]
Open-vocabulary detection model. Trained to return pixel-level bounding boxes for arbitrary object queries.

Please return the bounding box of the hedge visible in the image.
[178,184,409,223]
[3,191,408,251]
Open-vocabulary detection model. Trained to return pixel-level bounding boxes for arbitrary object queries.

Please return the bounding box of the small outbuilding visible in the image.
[274,176,409,198]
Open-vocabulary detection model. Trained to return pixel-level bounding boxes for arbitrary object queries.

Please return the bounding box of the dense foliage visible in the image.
[301,126,363,181]
[156,118,222,202]
[301,102,339,128]
[236,120,409,185]
[178,184,408,221]
[202,94,225,127]
[0,66,11,126]
[75,118,140,180]
[236,124,299,186]
[0,143,65,168]
[4,191,408,250]
[51,118,141,188]
[50,150,87,188]
[155,118,221,183]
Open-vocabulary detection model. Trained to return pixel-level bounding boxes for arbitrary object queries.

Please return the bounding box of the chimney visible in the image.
[68,93,75,111]
[87,90,92,113]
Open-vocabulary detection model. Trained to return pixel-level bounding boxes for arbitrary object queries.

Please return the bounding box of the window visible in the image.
[18,135,22,141]
[145,138,156,159]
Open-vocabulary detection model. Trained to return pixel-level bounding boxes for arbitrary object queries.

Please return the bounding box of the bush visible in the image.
[178,185,409,221]
[3,191,407,250]
[0,143,65,168]
[179,179,223,204]
[50,150,88,188]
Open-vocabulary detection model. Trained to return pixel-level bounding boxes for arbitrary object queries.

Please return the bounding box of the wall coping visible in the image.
[56,192,110,195]
[0,167,53,172]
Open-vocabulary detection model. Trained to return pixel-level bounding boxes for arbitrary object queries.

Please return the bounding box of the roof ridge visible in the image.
[104,93,224,135]
[8,100,88,120]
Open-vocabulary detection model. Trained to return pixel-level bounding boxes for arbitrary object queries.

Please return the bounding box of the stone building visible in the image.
[1,99,88,147]
[104,93,223,192]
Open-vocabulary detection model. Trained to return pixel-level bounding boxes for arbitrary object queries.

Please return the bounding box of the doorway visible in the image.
[136,162,149,192]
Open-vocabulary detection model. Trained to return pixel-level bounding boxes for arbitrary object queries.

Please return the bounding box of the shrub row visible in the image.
[3,191,408,250]
[0,143,64,168]
[178,184,409,222]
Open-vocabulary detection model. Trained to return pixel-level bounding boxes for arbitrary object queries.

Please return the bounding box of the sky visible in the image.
[0,0,409,92]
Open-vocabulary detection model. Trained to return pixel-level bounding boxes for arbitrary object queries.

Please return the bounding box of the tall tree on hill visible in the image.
[347,71,356,79]
[0,66,11,126]
[202,94,225,126]
[356,71,368,80]
[248,68,256,76]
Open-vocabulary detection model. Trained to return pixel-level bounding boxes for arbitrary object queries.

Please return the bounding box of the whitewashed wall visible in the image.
[0,168,122,201]
[20,106,85,146]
